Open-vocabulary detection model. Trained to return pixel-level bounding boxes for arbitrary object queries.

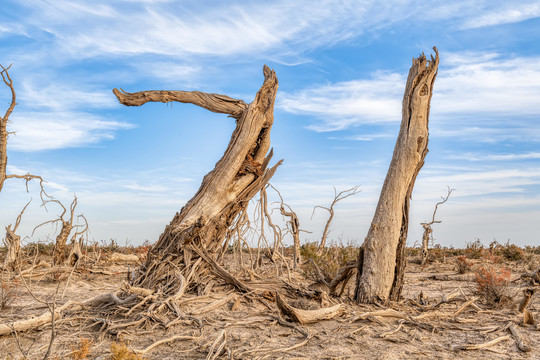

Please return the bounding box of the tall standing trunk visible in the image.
[113,66,280,294]
[355,48,439,303]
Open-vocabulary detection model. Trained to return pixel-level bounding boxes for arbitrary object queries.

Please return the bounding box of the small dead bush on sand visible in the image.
[70,338,93,360]
[301,241,356,282]
[456,256,473,274]
[465,239,484,259]
[474,263,512,307]
[0,277,20,309]
[110,341,145,360]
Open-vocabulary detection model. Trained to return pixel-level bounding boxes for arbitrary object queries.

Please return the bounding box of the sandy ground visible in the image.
[0,252,539,360]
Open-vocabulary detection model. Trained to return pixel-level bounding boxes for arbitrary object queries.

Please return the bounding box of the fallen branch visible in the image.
[452,335,511,351]
[206,330,226,360]
[348,308,407,322]
[506,323,530,353]
[134,334,202,355]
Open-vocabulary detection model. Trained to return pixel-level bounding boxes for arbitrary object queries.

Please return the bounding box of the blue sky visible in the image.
[1,0,539,248]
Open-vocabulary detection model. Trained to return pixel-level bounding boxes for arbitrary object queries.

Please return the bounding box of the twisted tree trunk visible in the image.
[355,48,439,303]
[113,66,280,294]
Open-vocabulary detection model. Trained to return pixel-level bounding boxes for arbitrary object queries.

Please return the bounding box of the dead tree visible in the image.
[0,64,43,193]
[3,200,31,271]
[421,186,453,265]
[113,65,281,294]
[354,48,439,303]
[312,186,360,254]
[272,186,302,269]
[34,194,84,265]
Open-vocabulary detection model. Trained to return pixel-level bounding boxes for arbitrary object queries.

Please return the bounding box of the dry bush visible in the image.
[0,277,20,309]
[110,341,145,360]
[465,239,484,259]
[301,241,357,282]
[455,256,473,274]
[473,264,512,307]
[429,244,446,263]
[70,338,93,360]
[499,242,524,261]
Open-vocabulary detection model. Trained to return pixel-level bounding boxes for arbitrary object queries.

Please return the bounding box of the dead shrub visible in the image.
[70,337,93,360]
[0,277,20,309]
[110,341,145,360]
[465,239,484,259]
[473,264,512,307]
[455,256,473,274]
[301,241,357,282]
[500,242,524,261]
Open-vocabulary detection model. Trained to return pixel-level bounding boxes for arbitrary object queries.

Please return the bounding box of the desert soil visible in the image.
[1,252,538,360]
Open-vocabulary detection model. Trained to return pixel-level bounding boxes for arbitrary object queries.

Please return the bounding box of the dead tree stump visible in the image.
[355,48,439,303]
[113,66,281,294]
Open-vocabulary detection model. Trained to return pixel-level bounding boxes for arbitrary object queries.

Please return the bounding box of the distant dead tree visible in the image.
[312,186,360,254]
[272,185,302,269]
[354,48,439,303]
[113,65,281,294]
[3,200,31,271]
[33,193,87,265]
[421,186,454,265]
[0,64,43,193]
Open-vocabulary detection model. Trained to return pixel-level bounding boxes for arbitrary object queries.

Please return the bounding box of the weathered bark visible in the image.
[354,48,439,303]
[113,66,281,293]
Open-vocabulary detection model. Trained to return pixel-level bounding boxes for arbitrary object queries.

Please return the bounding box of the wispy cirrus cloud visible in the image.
[280,52,540,135]
[4,78,132,152]
[461,2,540,29]
[446,152,540,161]
[279,72,404,131]
[9,112,133,151]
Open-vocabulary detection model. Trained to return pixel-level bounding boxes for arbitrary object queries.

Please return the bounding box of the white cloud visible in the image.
[461,2,540,29]
[19,81,116,111]
[280,52,540,135]
[446,152,540,161]
[9,111,133,151]
[12,0,443,60]
[279,72,404,131]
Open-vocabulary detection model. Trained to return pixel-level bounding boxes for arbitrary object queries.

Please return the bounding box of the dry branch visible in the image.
[0,64,44,192]
[506,323,530,352]
[452,335,511,351]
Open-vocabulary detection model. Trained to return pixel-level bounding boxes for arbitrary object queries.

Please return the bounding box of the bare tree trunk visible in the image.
[420,224,432,266]
[354,48,439,303]
[3,201,30,271]
[113,66,281,294]
[53,220,73,265]
[3,226,21,271]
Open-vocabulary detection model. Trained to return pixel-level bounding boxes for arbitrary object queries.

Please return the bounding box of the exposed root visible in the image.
[275,291,343,325]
